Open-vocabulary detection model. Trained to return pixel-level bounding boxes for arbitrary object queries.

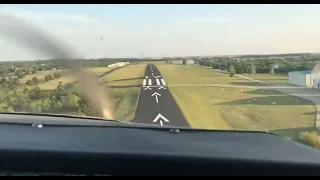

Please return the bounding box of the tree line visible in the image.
[0,79,101,117]
[198,58,315,77]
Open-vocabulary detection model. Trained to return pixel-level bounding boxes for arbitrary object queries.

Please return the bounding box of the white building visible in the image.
[186,59,195,65]
[108,62,129,68]
[288,70,320,88]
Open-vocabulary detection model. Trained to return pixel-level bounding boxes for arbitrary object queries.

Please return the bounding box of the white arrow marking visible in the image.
[161,79,166,85]
[153,76,161,78]
[158,86,166,90]
[143,79,147,86]
[153,113,170,126]
[143,87,152,90]
[152,73,154,76]
[151,92,161,103]
[146,76,148,79]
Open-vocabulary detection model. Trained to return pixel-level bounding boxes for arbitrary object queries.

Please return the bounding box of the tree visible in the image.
[26,80,33,86]
[251,63,256,74]
[270,65,275,75]
[12,77,19,86]
[182,60,187,65]
[53,72,62,79]
[32,77,38,85]
[15,72,25,79]
[228,65,236,77]
[44,75,54,82]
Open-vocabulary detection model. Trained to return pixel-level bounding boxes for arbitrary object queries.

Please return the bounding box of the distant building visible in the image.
[185,59,195,65]
[172,60,182,64]
[108,62,129,68]
[288,70,320,88]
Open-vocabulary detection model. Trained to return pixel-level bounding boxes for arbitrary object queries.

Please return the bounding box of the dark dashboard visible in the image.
[0,114,320,176]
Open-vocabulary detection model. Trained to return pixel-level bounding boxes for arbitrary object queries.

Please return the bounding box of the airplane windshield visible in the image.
[0,4,320,150]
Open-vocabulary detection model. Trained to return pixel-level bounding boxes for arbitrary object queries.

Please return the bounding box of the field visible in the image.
[101,64,146,86]
[102,64,146,120]
[158,64,247,85]
[27,67,114,90]
[240,73,288,84]
[157,64,317,139]
[17,65,144,121]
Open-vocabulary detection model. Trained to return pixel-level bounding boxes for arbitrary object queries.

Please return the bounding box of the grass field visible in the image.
[111,88,141,120]
[37,76,77,90]
[84,67,114,75]
[101,64,146,120]
[157,64,317,139]
[32,67,114,90]
[157,64,249,85]
[22,70,59,82]
[101,64,146,86]
[240,73,288,84]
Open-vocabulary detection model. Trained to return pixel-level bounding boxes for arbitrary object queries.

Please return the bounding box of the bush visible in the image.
[26,80,33,86]
[298,131,320,149]
[32,77,38,85]
[53,72,62,79]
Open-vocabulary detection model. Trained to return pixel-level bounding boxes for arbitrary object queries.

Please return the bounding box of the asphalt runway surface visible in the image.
[133,64,189,127]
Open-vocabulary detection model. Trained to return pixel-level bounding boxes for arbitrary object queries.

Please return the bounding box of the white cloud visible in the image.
[180,17,229,24]
[0,7,102,24]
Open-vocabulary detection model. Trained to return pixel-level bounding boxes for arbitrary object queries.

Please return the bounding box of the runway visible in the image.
[133,64,189,127]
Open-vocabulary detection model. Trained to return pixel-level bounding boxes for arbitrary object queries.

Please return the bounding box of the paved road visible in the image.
[133,64,189,127]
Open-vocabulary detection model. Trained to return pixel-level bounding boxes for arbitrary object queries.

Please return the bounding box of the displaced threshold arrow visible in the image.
[153,76,161,78]
[151,92,161,103]
[153,113,170,126]
[143,86,152,90]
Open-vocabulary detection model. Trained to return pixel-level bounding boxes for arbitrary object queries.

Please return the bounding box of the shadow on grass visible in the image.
[63,66,127,89]
[217,95,314,105]
[229,81,262,86]
[108,85,141,89]
[303,111,318,115]
[112,77,144,82]
[243,89,285,96]
[98,66,126,78]
[252,78,288,81]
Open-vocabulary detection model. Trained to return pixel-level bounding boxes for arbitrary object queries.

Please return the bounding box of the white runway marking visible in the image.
[161,79,166,85]
[153,113,170,126]
[148,79,152,86]
[143,79,147,86]
[156,79,160,85]
[151,92,161,103]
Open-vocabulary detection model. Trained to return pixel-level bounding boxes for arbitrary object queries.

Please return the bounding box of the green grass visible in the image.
[101,64,146,86]
[35,67,114,90]
[240,73,288,83]
[103,64,146,120]
[157,64,248,85]
[37,76,77,90]
[111,88,141,121]
[156,64,317,137]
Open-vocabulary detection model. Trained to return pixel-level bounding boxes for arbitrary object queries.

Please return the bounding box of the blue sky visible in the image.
[0,4,320,61]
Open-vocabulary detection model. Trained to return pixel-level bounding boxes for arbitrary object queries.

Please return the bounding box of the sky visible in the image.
[0,4,320,61]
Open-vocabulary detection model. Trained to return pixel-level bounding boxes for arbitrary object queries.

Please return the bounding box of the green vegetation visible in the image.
[0,58,145,121]
[199,56,315,76]
[101,64,146,86]
[100,64,146,120]
[157,64,316,137]
[297,131,320,149]
[157,64,248,85]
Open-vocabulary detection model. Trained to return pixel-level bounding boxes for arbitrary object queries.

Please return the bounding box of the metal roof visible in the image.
[289,70,313,74]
